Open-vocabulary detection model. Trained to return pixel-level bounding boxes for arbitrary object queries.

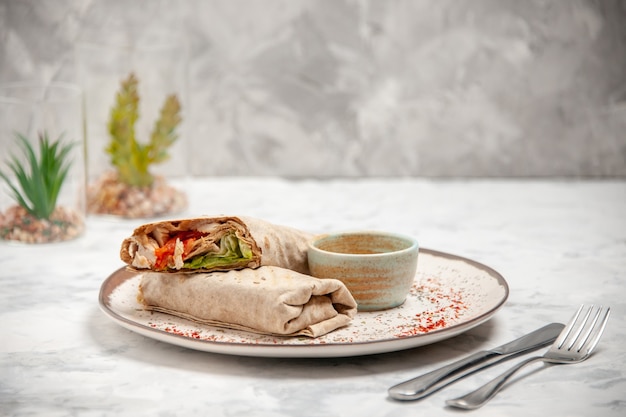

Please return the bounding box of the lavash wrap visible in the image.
[137,266,358,337]
[120,216,313,274]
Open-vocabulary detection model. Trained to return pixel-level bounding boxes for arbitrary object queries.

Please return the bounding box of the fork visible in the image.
[446,304,611,410]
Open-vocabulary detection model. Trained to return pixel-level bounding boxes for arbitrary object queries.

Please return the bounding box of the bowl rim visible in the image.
[308,230,419,258]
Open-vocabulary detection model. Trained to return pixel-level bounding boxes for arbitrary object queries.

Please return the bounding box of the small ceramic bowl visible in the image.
[307,231,419,311]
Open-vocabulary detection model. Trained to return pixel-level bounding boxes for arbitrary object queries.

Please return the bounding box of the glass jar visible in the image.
[0,82,86,243]
[75,34,189,218]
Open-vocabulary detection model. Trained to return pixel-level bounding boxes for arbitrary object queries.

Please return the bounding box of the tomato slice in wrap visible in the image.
[154,231,205,270]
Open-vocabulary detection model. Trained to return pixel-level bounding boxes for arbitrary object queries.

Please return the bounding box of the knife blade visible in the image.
[388,322,565,401]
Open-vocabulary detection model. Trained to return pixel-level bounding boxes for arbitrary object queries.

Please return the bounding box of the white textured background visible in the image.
[1,0,625,177]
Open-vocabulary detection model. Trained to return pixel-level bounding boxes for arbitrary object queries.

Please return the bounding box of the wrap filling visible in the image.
[152,231,253,271]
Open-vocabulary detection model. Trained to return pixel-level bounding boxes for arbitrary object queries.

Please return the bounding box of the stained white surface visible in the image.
[1,0,625,177]
[1,178,625,416]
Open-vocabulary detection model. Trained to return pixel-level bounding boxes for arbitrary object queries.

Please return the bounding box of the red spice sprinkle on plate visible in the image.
[393,277,468,337]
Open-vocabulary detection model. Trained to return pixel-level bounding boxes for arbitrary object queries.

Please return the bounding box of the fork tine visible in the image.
[566,305,598,351]
[572,305,602,352]
[576,306,610,355]
[556,304,586,349]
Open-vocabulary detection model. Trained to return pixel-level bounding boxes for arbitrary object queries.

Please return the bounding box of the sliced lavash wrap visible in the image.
[120,216,313,274]
[137,266,358,337]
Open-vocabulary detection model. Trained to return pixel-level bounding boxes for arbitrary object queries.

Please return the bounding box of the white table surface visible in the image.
[1,178,625,417]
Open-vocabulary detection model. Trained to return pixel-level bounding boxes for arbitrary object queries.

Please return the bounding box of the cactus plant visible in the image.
[106,72,181,187]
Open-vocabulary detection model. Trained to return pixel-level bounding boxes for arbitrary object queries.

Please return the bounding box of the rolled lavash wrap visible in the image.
[120,216,313,274]
[137,266,358,337]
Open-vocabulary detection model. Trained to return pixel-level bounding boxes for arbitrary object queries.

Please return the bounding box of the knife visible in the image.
[388,322,565,401]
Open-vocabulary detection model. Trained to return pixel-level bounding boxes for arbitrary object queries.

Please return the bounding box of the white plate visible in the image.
[99,249,509,358]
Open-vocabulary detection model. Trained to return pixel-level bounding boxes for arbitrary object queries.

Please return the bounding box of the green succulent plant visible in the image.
[0,131,75,220]
[106,72,182,187]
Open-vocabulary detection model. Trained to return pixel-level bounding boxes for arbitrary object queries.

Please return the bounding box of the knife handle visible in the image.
[388,351,498,401]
